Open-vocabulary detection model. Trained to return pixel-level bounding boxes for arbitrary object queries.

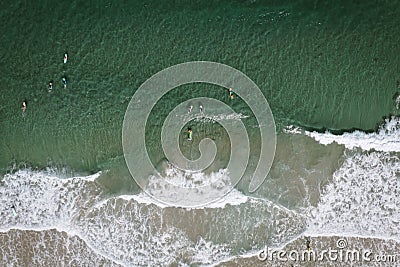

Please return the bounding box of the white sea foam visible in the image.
[0,168,305,266]
[283,125,302,135]
[0,169,102,230]
[114,165,247,209]
[123,188,248,209]
[178,112,249,124]
[303,117,400,152]
[306,152,400,241]
[143,166,238,207]
[79,194,304,266]
[194,112,249,123]
[0,229,123,266]
[163,165,230,188]
[191,237,232,265]
[0,169,123,265]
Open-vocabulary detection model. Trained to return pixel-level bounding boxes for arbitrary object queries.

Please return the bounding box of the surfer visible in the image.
[48,80,53,92]
[62,76,67,88]
[229,87,234,99]
[187,128,193,141]
[199,104,203,113]
[306,239,311,251]
[188,105,193,114]
[64,52,68,64]
[21,100,27,112]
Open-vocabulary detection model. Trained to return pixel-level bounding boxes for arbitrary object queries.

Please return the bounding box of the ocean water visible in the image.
[1,0,400,266]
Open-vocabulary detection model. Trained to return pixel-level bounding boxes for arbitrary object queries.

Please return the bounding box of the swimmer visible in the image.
[48,80,53,92]
[306,239,311,251]
[187,128,193,141]
[21,100,27,112]
[62,77,67,88]
[199,105,203,113]
[229,88,234,99]
[188,105,193,114]
[64,52,68,64]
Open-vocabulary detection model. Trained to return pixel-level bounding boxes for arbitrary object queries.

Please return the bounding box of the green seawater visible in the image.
[1,0,400,192]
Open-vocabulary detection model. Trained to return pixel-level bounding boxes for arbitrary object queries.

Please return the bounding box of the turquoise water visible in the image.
[0,1,399,181]
[2,1,400,265]
[2,0,400,175]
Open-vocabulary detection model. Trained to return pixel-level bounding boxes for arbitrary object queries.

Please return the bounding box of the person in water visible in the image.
[199,104,203,113]
[48,80,53,92]
[229,87,234,99]
[21,100,27,112]
[306,239,311,251]
[62,77,67,88]
[64,52,68,64]
[188,105,193,114]
[187,128,193,141]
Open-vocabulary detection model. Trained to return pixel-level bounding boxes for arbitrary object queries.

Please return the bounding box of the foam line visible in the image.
[124,188,248,209]
[303,117,400,152]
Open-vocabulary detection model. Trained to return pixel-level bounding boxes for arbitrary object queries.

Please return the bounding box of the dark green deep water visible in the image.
[1,0,400,181]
